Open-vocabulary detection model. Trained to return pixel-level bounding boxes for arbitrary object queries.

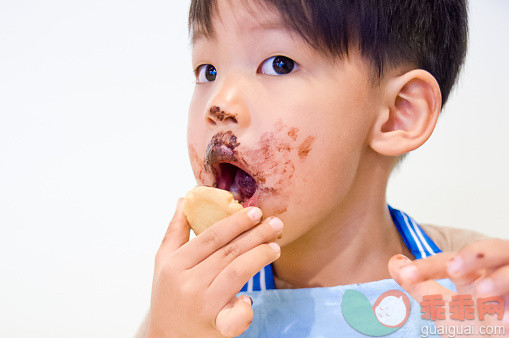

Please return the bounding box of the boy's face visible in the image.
[188,0,382,245]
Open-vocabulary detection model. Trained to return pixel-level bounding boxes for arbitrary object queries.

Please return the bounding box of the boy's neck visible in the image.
[271,151,414,288]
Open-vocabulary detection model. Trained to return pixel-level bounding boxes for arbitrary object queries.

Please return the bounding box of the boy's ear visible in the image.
[369,69,442,156]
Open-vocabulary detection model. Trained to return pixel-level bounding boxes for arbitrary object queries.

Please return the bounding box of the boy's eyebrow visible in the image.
[192,19,289,45]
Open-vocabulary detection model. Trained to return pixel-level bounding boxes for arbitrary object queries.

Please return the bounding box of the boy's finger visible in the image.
[208,242,280,301]
[476,265,509,298]
[176,207,263,269]
[388,254,455,303]
[194,216,283,284]
[390,253,482,294]
[393,252,455,283]
[159,198,191,252]
[215,296,253,337]
[447,239,509,278]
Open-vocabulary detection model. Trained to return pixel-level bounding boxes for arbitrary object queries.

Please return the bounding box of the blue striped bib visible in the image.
[236,206,454,337]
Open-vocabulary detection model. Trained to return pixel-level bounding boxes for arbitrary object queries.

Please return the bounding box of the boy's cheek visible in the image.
[186,118,357,240]
[188,143,213,186]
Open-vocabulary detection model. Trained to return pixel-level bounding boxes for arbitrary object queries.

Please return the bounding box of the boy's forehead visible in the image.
[191,0,289,44]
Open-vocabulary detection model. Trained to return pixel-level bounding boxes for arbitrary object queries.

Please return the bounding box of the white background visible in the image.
[0,1,508,337]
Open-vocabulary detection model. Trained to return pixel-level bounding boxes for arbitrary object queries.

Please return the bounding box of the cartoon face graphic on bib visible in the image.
[373,290,411,327]
[342,289,411,336]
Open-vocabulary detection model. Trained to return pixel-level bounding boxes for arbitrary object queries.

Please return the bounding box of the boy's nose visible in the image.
[204,77,251,129]
[206,106,239,125]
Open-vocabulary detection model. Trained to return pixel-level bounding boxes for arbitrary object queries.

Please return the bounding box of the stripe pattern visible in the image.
[240,262,275,292]
[388,205,442,259]
[241,205,442,292]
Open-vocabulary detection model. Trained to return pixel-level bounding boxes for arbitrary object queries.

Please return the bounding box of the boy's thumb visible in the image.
[388,254,454,303]
[160,198,190,252]
[216,296,253,337]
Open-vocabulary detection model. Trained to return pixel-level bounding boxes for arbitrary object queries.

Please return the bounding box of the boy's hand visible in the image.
[147,199,283,338]
[389,239,509,333]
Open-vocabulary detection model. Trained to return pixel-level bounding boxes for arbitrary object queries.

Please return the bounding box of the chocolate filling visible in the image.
[213,163,257,203]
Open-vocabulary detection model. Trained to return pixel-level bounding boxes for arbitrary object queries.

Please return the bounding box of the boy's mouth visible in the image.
[211,162,258,206]
[204,132,259,207]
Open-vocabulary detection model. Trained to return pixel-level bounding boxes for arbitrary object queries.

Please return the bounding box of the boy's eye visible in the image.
[259,56,297,75]
[196,64,217,83]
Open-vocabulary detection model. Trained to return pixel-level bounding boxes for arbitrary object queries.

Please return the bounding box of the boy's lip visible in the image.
[205,143,238,169]
[205,142,259,207]
[204,131,240,165]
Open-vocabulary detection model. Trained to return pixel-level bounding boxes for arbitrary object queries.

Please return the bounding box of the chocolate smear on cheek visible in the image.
[241,120,312,215]
[244,130,294,187]
[273,206,288,215]
[298,136,315,159]
[288,127,299,141]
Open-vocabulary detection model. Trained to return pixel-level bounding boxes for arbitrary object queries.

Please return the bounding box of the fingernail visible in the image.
[269,242,281,254]
[399,265,418,282]
[241,296,253,306]
[447,256,463,276]
[248,207,262,221]
[476,278,494,295]
[269,217,284,231]
[397,255,411,263]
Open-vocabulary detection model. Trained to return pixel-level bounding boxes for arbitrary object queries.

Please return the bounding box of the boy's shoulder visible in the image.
[420,223,490,253]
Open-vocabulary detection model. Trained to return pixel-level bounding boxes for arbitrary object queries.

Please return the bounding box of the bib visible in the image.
[237,206,455,337]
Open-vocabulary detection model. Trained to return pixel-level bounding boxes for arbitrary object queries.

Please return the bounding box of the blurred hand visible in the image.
[389,239,509,334]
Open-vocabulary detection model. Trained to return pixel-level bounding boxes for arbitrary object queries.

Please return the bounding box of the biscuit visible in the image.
[182,186,243,235]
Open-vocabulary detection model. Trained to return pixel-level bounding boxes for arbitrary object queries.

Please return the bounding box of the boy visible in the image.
[138,0,509,336]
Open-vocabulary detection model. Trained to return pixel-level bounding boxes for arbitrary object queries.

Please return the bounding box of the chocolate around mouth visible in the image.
[204,132,258,204]
[205,131,239,167]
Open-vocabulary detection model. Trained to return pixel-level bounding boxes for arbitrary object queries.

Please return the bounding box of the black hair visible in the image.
[189,0,468,106]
